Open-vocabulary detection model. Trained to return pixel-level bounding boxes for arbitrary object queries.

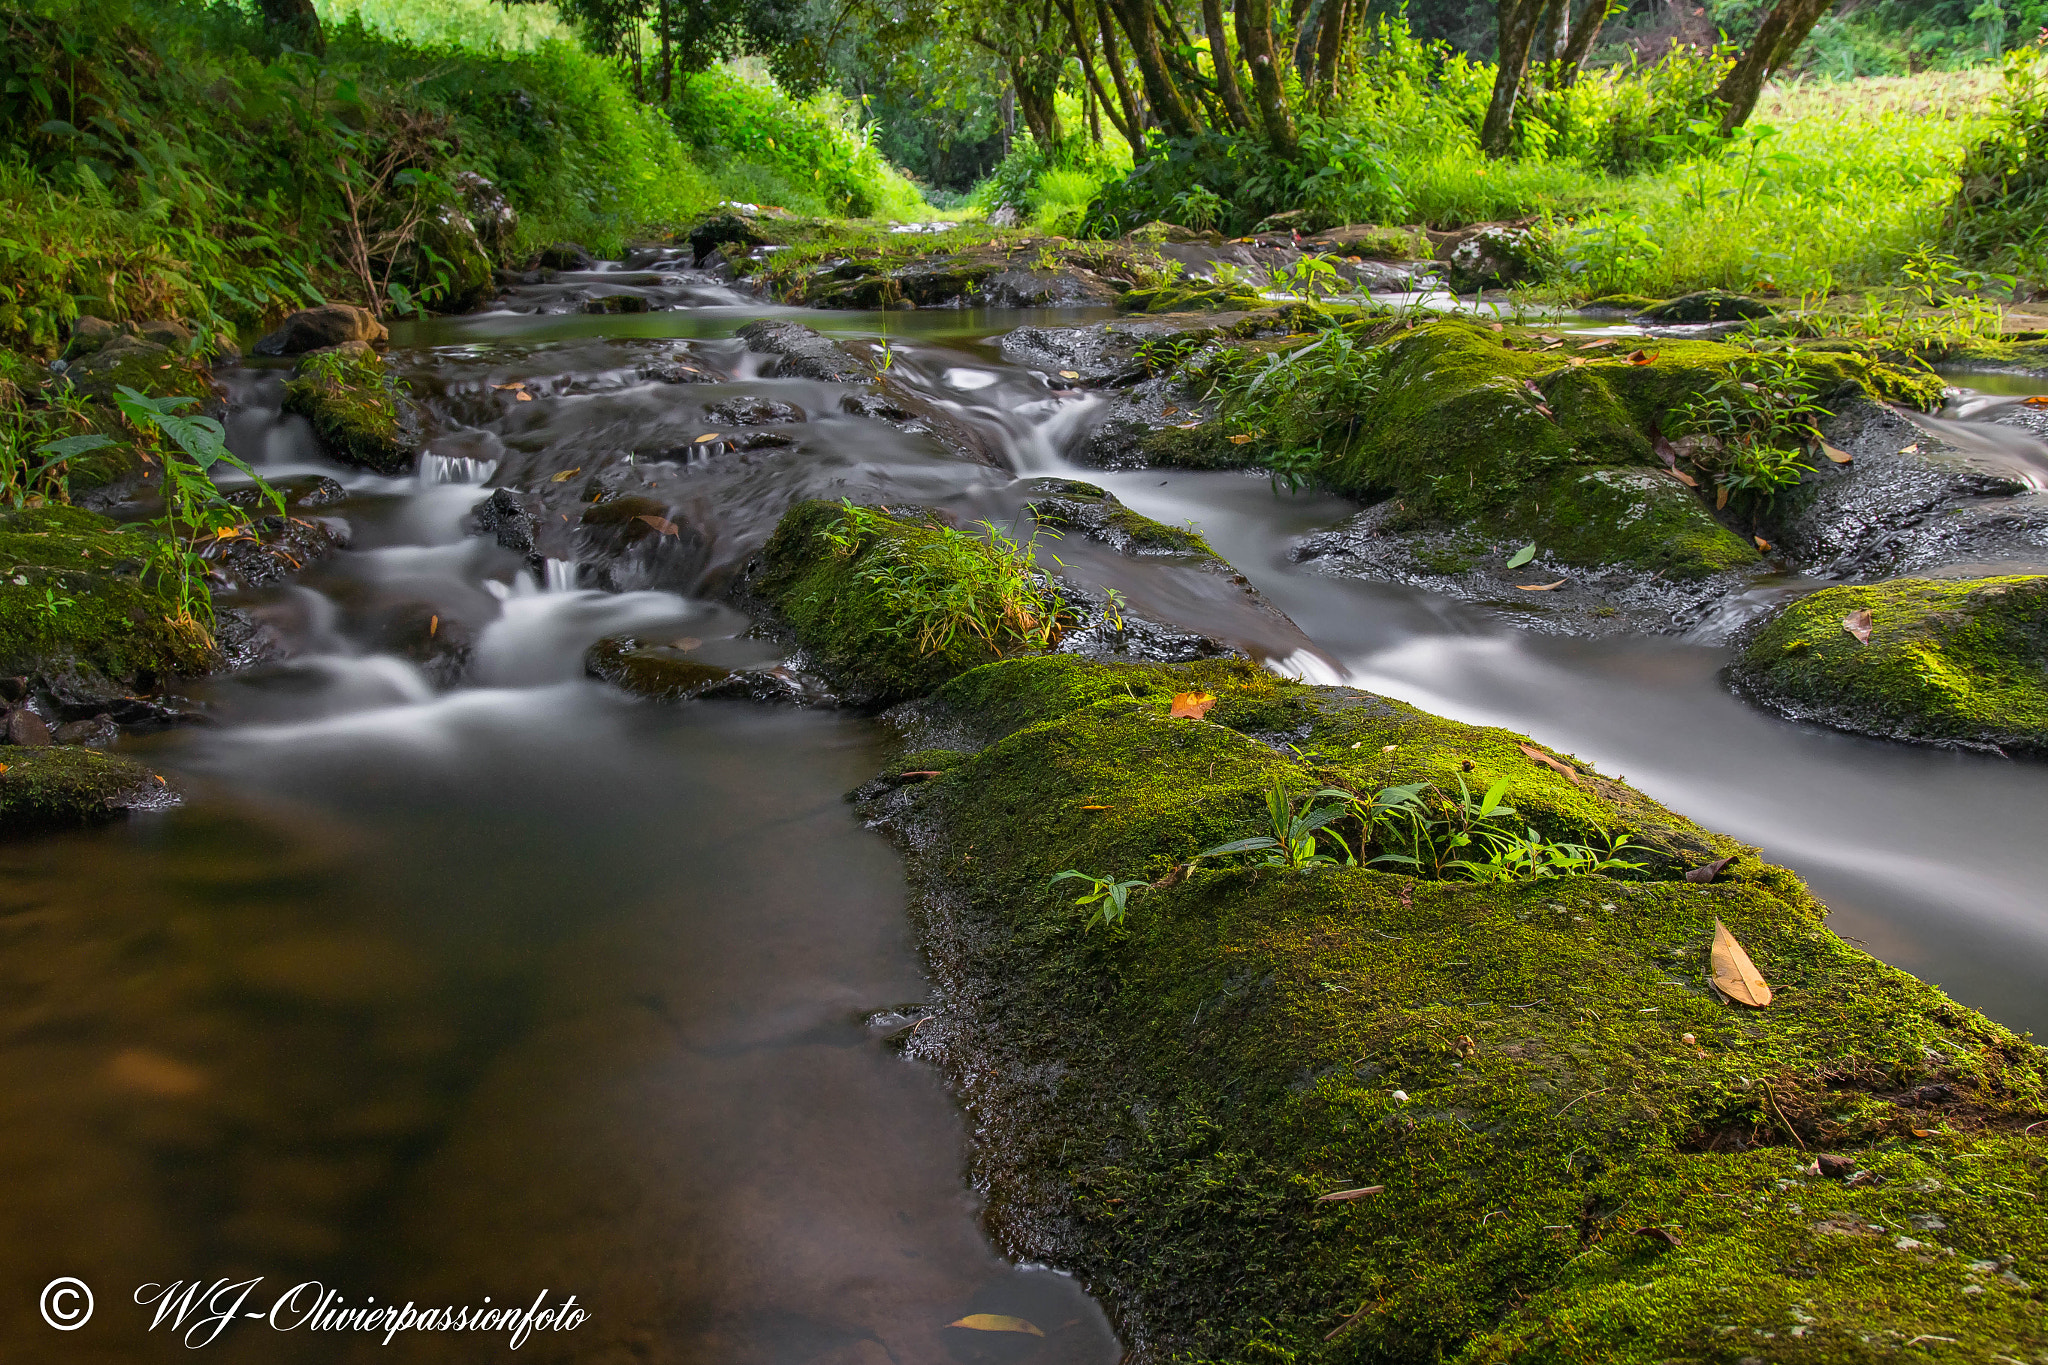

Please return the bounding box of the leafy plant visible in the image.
[1204,323,1385,491]
[1671,351,1831,507]
[1049,870,1150,929]
[30,583,77,630]
[1195,775,1356,870]
[1168,182,1225,231]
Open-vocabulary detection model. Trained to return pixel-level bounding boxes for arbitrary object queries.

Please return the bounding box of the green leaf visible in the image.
[33,434,117,458]
[1506,543,1537,568]
[1199,836,1279,858]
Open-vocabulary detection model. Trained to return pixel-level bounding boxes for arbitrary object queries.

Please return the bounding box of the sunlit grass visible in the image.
[315,0,575,49]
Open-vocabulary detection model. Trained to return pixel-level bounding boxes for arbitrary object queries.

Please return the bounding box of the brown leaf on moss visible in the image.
[1843,608,1873,644]
[1710,919,1772,1008]
[1685,855,1733,884]
[1627,349,1658,365]
[1516,742,1579,785]
[1314,1185,1384,1203]
[1169,690,1217,719]
[1635,1225,1683,1247]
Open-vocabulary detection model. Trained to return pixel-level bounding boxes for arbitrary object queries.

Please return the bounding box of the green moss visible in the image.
[584,635,732,700]
[750,500,1064,705]
[59,337,210,405]
[0,744,170,831]
[1028,486,1219,558]
[1581,293,1667,311]
[281,347,414,475]
[0,506,216,695]
[874,654,2048,1363]
[1733,575,2048,751]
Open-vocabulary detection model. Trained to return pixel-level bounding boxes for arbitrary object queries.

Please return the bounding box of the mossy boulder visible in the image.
[0,744,174,831]
[1024,480,1217,557]
[60,335,212,405]
[1640,290,1777,323]
[281,344,419,475]
[0,506,217,707]
[1732,575,2048,752]
[864,653,2048,1364]
[747,500,1066,706]
[585,635,734,699]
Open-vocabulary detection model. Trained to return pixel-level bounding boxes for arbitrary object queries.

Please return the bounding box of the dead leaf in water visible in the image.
[695,433,721,444]
[2023,395,2048,407]
[1516,742,1579,785]
[1059,370,1080,379]
[1820,441,1853,464]
[515,391,533,402]
[1516,580,1568,591]
[549,467,583,483]
[1170,690,1218,719]
[1685,855,1733,884]
[635,515,680,536]
[1710,919,1772,1007]
[1843,608,1873,644]
[949,1315,1044,1337]
[428,614,438,637]
[1315,1185,1385,1203]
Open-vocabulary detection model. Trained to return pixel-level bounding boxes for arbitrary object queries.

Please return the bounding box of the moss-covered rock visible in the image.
[0,506,217,707]
[0,744,175,831]
[585,635,734,699]
[863,653,2048,1364]
[746,500,1068,706]
[1640,290,1777,322]
[281,344,419,475]
[1731,575,2048,752]
[60,335,212,405]
[1025,480,1217,557]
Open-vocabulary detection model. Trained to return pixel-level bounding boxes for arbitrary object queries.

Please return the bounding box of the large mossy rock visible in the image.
[0,745,174,831]
[281,343,419,475]
[1731,574,2048,752]
[748,500,1064,705]
[0,506,217,708]
[864,653,2048,1364]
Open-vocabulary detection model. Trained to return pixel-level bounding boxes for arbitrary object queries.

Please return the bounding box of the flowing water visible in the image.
[6,276,2046,1363]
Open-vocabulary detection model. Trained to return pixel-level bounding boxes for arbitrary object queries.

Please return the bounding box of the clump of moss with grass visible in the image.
[1733,575,2048,753]
[0,745,171,831]
[281,345,416,475]
[866,652,2048,1364]
[748,499,1071,705]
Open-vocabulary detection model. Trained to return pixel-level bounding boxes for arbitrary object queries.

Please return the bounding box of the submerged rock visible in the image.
[857,651,2048,1364]
[735,319,873,383]
[254,304,387,357]
[0,745,176,831]
[1024,479,1216,557]
[281,343,421,475]
[1731,573,2048,752]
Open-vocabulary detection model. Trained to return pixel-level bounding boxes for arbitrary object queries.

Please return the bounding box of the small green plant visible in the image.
[1049,870,1151,929]
[1671,350,1831,507]
[30,583,77,630]
[1205,324,1385,491]
[1561,214,1664,296]
[1195,775,1356,870]
[1134,334,1202,376]
[1168,183,1225,231]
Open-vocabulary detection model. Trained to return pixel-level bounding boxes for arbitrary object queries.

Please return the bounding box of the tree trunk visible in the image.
[1095,0,1151,156]
[1012,59,1063,151]
[1237,0,1299,157]
[1555,0,1612,86]
[1202,0,1256,129]
[1535,0,1567,66]
[1479,0,1544,158]
[657,0,672,103]
[1714,0,1836,132]
[1108,0,1201,137]
[1312,0,1347,99]
[257,0,325,54]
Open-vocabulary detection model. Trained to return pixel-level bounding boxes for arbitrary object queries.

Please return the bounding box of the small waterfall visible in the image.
[420,454,500,485]
[543,558,580,592]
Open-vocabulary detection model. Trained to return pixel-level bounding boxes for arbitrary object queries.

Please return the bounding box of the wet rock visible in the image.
[60,336,210,405]
[585,636,734,699]
[737,319,873,383]
[0,745,176,831]
[576,496,709,591]
[52,713,117,747]
[536,241,596,271]
[472,488,542,555]
[687,212,772,265]
[281,344,421,475]
[640,354,726,384]
[1730,573,2048,752]
[374,601,474,687]
[5,706,52,746]
[254,304,388,357]
[583,294,652,314]
[1442,224,1542,292]
[1024,480,1216,557]
[706,396,804,426]
[222,473,349,511]
[212,514,352,589]
[135,318,194,350]
[1640,291,1776,323]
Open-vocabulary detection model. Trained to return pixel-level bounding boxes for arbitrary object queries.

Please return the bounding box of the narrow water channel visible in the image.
[5,278,2043,1362]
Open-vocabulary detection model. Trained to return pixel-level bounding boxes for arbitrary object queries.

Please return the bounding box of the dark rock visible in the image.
[223,473,349,511]
[687,213,770,266]
[583,294,652,314]
[454,170,517,256]
[255,305,388,357]
[212,514,352,589]
[135,318,194,349]
[1024,480,1216,557]
[5,706,52,746]
[0,745,176,832]
[706,396,804,426]
[414,207,495,313]
[52,714,117,747]
[473,488,540,555]
[641,355,726,384]
[586,636,734,699]
[0,677,25,703]
[1442,225,1541,293]
[1640,291,1776,323]
[61,337,205,405]
[1816,1154,1858,1179]
[374,601,473,686]
[737,319,873,383]
[536,242,595,271]
[63,315,123,359]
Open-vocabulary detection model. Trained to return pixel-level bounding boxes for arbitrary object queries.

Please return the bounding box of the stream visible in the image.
[4,274,2044,1363]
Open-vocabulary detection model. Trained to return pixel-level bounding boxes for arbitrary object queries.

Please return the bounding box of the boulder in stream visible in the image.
[281,342,422,475]
[0,745,176,831]
[1730,573,2048,752]
[254,304,387,357]
[855,649,2048,1364]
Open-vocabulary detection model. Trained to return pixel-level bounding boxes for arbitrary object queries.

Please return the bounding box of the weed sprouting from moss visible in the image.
[1204,321,1385,492]
[1049,870,1150,930]
[1672,349,1831,508]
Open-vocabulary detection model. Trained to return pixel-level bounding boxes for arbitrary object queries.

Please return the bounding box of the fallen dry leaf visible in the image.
[515,391,533,401]
[1715,485,1730,510]
[1228,433,1255,445]
[1899,442,1920,454]
[549,467,583,483]
[1627,349,1658,365]
[1516,580,1568,591]
[635,514,680,536]
[1710,919,1772,1008]
[1843,608,1873,644]
[428,614,438,637]
[1685,855,1733,884]
[1058,369,1081,379]
[1170,690,1218,719]
[1911,1128,1936,1137]
[949,1315,1043,1337]
[1079,804,1111,810]
[1315,1185,1385,1203]
[1660,467,1700,488]
[1754,535,1771,551]
[0,763,8,774]
[1635,1226,1683,1248]
[898,770,942,780]
[1820,441,1853,464]
[1162,406,1181,416]
[694,432,720,444]
[2023,395,2048,407]
[1516,742,1579,785]
[491,381,526,391]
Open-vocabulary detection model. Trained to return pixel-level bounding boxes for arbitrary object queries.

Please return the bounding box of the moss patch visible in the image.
[0,506,216,699]
[1732,575,2048,752]
[0,744,172,831]
[281,346,416,475]
[871,654,2048,1363]
[1026,484,1218,558]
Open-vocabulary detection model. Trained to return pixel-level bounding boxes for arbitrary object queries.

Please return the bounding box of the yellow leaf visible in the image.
[1516,742,1579,785]
[695,433,721,444]
[1079,804,1111,810]
[1899,443,1920,454]
[1842,608,1872,644]
[428,614,438,637]
[1315,1185,1384,1203]
[0,763,8,774]
[1515,580,1568,591]
[1715,485,1729,510]
[1820,441,1853,464]
[1754,535,1771,551]
[516,391,533,402]
[2024,395,2048,407]
[1059,369,1080,378]
[1228,433,1255,445]
[1710,919,1772,1007]
[1169,690,1217,719]
[1627,349,1658,365]
[949,1315,1044,1336]
[549,467,582,482]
